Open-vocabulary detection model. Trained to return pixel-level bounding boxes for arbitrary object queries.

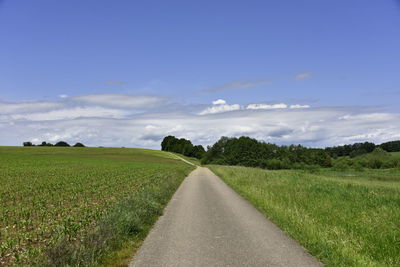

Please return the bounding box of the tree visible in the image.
[55,141,70,147]
[380,140,400,152]
[38,141,53,146]
[23,141,33,146]
[73,142,85,147]
[192,145,206,159]
[160,136,205,159]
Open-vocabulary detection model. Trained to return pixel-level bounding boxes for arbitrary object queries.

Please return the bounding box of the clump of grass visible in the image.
[209,165,400,266]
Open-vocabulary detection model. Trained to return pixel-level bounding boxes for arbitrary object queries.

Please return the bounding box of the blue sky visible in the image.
[1,0,400,147]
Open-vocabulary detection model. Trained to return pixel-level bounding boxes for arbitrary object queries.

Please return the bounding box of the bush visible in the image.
[264,159,284,170]
[23,141,34,146]
[55,141,70,147]
[73,142,85,147]
[333,158,350,171]
[367,158,383,169]
[353,162,365,172]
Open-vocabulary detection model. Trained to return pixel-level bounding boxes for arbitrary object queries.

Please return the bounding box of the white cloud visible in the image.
[212,99,227,105]
[0,101,64,114]
[290,104,310,109]
[199,104,241,115]
[246,103,288,110]
[294,72,312,80]
[199,100,241,115]
[0,94,399,149]
[4,107,127,121]
[71,94,164,108]
[59,94,68,98]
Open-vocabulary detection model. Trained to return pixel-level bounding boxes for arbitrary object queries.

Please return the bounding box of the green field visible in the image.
[0,147,194,266]
[209,165,400,266]
[391,152,400,159]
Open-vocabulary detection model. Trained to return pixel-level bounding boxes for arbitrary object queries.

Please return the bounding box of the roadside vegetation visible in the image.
[209,165,400,266]
[170,152,200,166]
[0,147,194,266]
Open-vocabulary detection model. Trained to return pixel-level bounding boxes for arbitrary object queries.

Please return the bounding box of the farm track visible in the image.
[130,167,321,267]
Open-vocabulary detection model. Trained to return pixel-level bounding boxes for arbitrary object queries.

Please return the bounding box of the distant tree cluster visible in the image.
[325,142,376,158]
[325,140,400,158]
[161,136,206,159]
[379,140,400,152]
[201,136,332,169]
[23,141,85,147]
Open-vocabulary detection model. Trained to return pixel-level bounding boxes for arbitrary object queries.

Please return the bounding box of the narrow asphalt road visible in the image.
[130,167,322,267]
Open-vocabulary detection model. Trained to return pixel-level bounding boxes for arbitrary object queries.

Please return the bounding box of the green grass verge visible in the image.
[0,147,194,266]
[208,165,400,266]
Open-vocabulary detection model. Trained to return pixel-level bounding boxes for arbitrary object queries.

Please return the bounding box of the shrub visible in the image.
[333,158,350,171]
[55,141,70,147]
[264,159,285,170]
[367,158,383,169]
[73,142,85,147]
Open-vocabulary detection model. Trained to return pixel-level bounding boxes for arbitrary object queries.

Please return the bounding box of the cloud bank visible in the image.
[0,95,399,149]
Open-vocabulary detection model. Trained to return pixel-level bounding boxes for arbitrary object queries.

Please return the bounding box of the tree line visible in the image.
[161,136,206,159]
[325,140,400,158]
[23,141,85,147]
[201,136,332,169]
[161,136,400,170]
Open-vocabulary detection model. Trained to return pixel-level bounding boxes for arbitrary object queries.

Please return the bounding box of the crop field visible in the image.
[209,165,400,266]
[0,147,194,266]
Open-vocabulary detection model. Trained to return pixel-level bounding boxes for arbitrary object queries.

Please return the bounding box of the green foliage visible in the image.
[73,142,85,147]
[380,140,400,152]
[209,165,400,266]
[326,140,400,158]
[202,136,332,170]
[326,142,375,158]
[334,148,400,170]
[161,136,205,159]
[0,147,194,266]
[38,141,54,146]
[54,141,70,147]
[333,157,351,171]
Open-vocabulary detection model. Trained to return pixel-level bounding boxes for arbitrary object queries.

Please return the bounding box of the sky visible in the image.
[0,0,400,148]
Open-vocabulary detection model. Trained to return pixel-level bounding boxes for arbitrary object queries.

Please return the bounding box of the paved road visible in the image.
[130,167,322,267]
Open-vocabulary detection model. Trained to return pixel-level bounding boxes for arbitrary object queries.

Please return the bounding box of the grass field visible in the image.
[0,147,194,266]
[209,165,400,266]
[391,152,400,159]
[170,152,200,166]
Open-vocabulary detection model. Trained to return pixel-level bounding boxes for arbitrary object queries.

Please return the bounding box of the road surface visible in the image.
[130,167,322,267]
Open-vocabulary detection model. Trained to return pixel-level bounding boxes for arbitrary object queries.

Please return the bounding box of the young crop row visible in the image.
[0,147,193,266]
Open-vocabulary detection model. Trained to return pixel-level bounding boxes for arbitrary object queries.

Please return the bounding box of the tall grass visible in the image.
[209,165,400,266]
